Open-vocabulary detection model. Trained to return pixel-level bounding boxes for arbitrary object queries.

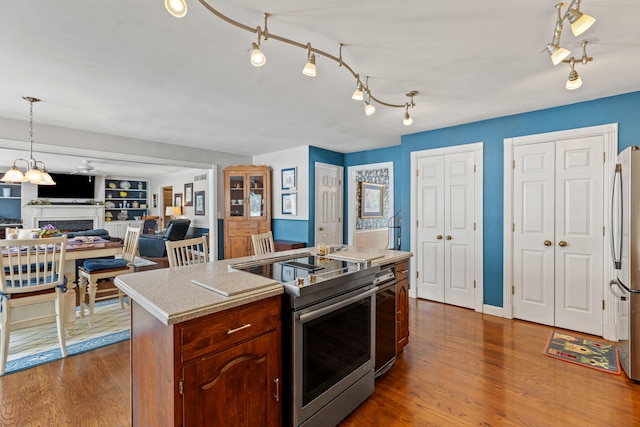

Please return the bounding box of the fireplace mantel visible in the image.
[23,205,105,230]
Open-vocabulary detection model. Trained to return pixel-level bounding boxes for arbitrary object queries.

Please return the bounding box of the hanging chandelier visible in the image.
[1,97,55,185]
[164,0,418,125]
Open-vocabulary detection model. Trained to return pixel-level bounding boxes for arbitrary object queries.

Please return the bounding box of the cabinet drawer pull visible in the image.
[227,323,252,334]
[273,378,280,402]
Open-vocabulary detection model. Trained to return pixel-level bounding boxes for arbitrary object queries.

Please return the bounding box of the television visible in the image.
[37,173,96,199]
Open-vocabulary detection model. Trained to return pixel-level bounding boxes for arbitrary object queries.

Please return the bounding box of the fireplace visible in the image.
[38,219,94,233]
[23,205,105,231]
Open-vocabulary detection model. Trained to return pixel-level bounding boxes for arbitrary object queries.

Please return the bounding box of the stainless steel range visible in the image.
[233,253,380,427]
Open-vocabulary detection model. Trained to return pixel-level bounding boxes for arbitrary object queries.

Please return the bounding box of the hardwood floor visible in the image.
[1,298,638,426]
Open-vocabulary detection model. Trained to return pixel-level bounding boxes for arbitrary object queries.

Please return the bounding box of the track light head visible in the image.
[364,100,375,116]
[303,53,316,77]
[544,43,571,66]
[566,58,582,90]
[250,42,266,67]
[352,81,363,101]
[403,110,413,126]
[165,0,187,18]
[566,8,596,36]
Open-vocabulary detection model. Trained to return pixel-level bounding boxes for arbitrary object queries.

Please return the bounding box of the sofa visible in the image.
[138,218,191,258]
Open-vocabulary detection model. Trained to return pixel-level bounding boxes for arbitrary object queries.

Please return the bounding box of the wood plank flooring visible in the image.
[1,298,638,426]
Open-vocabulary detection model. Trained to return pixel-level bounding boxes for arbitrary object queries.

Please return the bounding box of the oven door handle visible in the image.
[298,286,379,323]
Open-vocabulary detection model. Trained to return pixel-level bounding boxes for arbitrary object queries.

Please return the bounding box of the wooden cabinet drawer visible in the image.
[232,221,258,229]
[395,260,409,282]
[180,296,281,364]
[228,228,257,237]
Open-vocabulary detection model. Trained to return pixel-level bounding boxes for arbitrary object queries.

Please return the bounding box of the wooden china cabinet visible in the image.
[223,166,271,259]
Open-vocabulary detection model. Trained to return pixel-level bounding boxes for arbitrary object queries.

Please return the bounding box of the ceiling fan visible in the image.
[70,160,101,177]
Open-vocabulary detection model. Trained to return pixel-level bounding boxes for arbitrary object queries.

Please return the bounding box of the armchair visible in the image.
[138,218,191,258]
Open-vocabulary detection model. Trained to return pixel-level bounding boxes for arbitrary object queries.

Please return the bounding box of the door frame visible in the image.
[314,162,344,246]
[410,142,484,312]
[346,161,394,246]
[503,123,618,340]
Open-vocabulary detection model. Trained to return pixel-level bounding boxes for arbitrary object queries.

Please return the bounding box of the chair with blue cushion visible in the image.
[138,218,191,258]
[0,235,68,375]
[77,226,141,326]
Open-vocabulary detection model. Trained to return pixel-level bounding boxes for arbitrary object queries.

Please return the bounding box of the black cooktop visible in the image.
[236,255,353,284]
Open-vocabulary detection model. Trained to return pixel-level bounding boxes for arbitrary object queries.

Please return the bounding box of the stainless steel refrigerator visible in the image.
[610,145,640,381]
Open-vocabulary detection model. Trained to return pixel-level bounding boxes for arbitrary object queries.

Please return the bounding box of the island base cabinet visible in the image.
[395,260,410,353]
[182,330,281,426]
[130,296,282,427]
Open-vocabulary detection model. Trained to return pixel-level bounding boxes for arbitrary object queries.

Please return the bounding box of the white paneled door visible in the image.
[512,136,604,335]
[315,163,343,246]
[416,151,476,309]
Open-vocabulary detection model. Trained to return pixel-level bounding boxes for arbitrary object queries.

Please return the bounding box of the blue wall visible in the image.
[308,146,345,245]
[390,90,640,307]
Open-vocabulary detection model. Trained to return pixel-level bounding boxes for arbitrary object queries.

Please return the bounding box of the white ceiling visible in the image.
[1,0,639,176]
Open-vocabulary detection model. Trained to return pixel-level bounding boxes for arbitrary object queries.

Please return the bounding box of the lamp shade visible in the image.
[166,206,182,216]
[566,70,582,90]
[250,43,266,67]
[567,11,596,37]
[302,54,316,77]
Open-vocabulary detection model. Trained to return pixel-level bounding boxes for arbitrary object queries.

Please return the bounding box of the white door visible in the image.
[512,136,604,335]
[315,163,343,245]
[417,152,476,309]
[512,142,556,325]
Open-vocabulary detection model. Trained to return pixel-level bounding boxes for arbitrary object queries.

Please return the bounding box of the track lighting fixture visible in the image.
[403,91,417,126]
[565,58,582,90]
[164,0,187,18]
[543,1,596,89]
[1,97,55,185]
[565,2,596,36]
[302,44,316,77]
[250,42,266,67]
[167,1,417,120]
[563,41,592,90]
[352,78,364,101]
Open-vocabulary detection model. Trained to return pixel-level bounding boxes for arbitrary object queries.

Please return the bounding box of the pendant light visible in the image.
[1,97,55,185]
[165,0,187,18]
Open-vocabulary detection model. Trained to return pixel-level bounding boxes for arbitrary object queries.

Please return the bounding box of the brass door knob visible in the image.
[436,235,443,240]
[318,227,324,231]
[445,235,452,240]
[544,240,552,246]
[558,240,567,247]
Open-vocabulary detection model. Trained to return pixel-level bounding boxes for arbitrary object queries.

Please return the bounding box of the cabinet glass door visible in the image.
[249,174,265,218]
[229,175,245,217]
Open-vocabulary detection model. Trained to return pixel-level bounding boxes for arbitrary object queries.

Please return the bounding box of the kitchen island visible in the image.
[115,260,285,427]
[115,247,411,427]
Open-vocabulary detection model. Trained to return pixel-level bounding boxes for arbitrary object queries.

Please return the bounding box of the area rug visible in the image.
[2,298,130,376]
[543,331,620,375]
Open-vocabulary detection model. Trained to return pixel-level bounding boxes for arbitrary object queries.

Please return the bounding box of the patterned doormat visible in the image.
[543,331,620,375]
[3,298,129,376]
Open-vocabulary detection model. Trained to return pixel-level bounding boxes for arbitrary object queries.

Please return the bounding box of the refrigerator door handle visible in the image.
[610,163,623,270]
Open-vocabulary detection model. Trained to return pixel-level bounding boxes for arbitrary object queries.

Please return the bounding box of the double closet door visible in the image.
[416,151,476,309]
[512,136,604,336]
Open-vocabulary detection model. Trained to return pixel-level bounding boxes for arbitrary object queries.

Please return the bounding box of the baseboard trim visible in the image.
[483,304,504,318]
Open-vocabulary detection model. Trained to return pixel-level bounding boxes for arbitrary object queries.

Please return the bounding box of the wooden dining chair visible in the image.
[166,236,209,268]
[0,235,68,374]
[251,231,275,256]
[77,226,141,326]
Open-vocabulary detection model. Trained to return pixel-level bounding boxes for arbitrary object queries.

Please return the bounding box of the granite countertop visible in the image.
[115,261,283,326]
[115,246,412,326]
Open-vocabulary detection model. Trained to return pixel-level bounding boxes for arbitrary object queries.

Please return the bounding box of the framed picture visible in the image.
[174,193,183,208]
[281,167,296,190]
[153,193,157,208]
[184,183,193,206]
[195,191,205,215]
[282,193,297,215]
[360,182,384,218]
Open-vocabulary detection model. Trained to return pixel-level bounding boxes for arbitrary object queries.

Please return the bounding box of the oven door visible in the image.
[293,284,377,426]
